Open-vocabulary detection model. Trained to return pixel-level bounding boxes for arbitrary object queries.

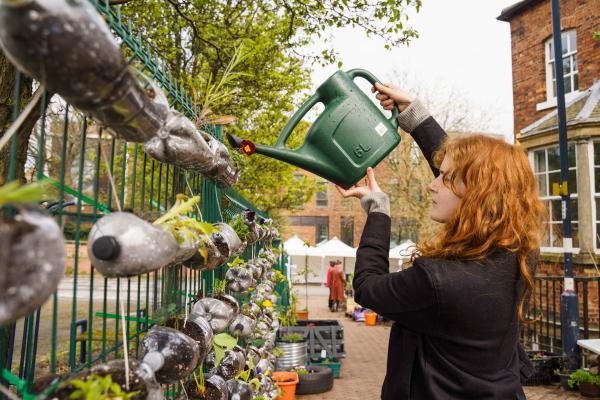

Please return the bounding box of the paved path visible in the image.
[293,285,583,400]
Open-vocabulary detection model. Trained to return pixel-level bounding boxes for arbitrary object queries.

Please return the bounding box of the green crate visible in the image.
[309,360,342,378]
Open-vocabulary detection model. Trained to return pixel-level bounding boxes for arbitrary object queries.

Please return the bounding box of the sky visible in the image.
[308,0,518,141]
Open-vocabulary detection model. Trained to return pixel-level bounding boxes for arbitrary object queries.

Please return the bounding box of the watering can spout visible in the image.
[227,132,317,172]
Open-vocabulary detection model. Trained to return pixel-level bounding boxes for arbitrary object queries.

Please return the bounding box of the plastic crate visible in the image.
[310,360,342,378]
[279,319,345,361]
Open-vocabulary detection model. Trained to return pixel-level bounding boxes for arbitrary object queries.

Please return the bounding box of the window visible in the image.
[545,30,578,100]
[593,142,600,248]
[340,216,354,246]
[315,223,329,244]
[316,179,328,207]
[532,144,578,249]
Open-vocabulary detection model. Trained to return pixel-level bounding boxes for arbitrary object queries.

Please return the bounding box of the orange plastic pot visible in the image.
[364,312,378,326]
[272,371,299,400]
[295,310,309,321]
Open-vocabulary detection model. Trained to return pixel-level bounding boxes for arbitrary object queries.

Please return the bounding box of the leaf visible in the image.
[0,181,47,206]
[214,332,238,349]
[213,345,226,366]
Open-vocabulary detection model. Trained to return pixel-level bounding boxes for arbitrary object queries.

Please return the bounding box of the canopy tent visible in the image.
[389,240,416,271]
[389,240,416,259]
[283,235,310,256]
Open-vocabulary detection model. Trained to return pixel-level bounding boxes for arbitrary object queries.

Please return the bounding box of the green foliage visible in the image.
[152,303,177,326]
[280,333,305,343]
[594,32,600,41]
[227,256,246,268]
[118,0,420,220]
[0,181,47,205]
[568,369,600,388]
[229,214,251,242]
[67,374,139,399]
[213,278,227,295]
[272,347,284,357]
[212,332,238,365]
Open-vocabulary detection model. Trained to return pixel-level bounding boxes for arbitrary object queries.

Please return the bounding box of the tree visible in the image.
[116,0,422,222]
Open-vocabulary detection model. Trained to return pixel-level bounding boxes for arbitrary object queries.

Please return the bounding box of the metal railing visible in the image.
[521,275,600,354]
[0,1,288,398]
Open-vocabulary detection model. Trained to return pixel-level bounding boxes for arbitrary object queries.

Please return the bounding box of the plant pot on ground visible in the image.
[569,369,600,397]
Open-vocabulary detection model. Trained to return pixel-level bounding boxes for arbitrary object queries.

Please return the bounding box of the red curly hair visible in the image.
[416,134,546,322]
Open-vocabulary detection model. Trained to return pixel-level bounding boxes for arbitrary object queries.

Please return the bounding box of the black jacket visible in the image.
[354,117,529,400]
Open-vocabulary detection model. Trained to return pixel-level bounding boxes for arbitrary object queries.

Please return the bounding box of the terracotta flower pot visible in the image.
[272,371,299,400]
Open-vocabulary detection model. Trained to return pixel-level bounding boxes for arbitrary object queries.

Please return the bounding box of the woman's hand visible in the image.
[335,167,382,199]
[371,82,413,112]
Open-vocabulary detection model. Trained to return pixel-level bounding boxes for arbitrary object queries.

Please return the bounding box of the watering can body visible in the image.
[247,69,401,188]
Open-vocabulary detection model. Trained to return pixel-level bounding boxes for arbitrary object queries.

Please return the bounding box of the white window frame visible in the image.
[530,144,579,253]
[316,178,328,208]
[592,141,600,252]
[537,30,580,111]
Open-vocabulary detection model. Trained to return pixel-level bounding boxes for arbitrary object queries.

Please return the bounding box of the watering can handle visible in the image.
[347,68,399,128]
[276,91,322,147]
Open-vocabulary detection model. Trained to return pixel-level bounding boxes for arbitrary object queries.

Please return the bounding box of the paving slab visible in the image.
[292,285,585,399]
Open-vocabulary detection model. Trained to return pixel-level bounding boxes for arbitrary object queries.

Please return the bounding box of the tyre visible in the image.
[294,365,334,395]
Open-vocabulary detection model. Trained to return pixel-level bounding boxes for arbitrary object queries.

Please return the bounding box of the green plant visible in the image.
[67,374,139,399]
[229,214,251,242]
[272,347,284,357]
[151,303,177,326]
[213,278,227,296]
[280,333,304,343]
[211,332,238,365]
[0,181,47,205]
[568,369,600,389]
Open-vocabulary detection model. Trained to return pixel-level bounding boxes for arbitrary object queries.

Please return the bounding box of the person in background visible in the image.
[330,260,346,312]
[326,260,335,310]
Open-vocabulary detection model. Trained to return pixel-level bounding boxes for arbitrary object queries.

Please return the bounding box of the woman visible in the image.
[336,83,544,400]
[329,261,346,312]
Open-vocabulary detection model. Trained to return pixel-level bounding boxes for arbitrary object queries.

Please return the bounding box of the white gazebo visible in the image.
[389,240,416,271]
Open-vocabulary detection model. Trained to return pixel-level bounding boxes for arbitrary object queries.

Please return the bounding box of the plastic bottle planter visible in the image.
[184,373,228,400]
[165,314,213,365]
[256,374,278,399]
[241,302,262,320]
[183,234,224,271]
[192,297,237,334]
[242,209,260,245]
[87,212,178,277]
[210,223,242,264]
[202,140,241,188]
[0,0,166,144]
[245,262,264,281]
[255,357,274,376]
[226,379,253,400]
[228,314,256,339]
[51,359,162,400]
[215,346,246,380]
[225,267,254,293]
[0,209,66,326]
[140,326,200,384]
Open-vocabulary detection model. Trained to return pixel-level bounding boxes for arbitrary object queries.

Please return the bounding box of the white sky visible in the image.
[308,0,518,141]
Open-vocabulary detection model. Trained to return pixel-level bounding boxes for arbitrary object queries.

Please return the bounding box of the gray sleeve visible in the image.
[360,192,390,216]
[396,99,431,133]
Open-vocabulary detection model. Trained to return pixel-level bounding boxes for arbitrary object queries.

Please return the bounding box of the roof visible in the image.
[520,80,600,137]
[497,0,545,22]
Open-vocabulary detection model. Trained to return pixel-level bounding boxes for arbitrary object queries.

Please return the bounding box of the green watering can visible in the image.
[227,68,400,189]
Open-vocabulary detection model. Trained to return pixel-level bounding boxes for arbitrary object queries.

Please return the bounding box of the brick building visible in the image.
[498,0,600,265]
[498,0,600,345]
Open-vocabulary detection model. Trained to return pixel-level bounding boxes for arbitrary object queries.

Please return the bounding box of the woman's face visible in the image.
[426,156,466,223]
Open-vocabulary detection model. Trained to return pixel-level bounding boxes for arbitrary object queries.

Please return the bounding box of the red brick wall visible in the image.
[280,162,395,247]
[507,0,600,134]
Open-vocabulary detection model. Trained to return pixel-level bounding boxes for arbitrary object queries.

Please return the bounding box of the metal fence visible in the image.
[521,275,600,354]
[0,1,288,398]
